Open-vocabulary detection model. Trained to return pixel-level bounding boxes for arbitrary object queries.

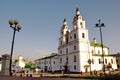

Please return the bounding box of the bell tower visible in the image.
[59,18,70,46]
[72,8,90,72]
[72,8,89,41]
[72,8,86,29]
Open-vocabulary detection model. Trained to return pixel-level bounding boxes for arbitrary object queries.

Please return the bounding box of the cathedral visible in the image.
[35,8,117,73]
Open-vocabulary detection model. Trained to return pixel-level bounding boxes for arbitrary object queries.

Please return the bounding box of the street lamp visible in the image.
[9,19,22,76]
[95,19,105,75]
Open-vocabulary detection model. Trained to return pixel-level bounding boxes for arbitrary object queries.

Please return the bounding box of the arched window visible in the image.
[74,46,76,50]
[60,50,62,54]
[66,57,68,63]
[65,31,69,44]
[99,58,101,64]
[82,33,85,38]
[80,22,83,28]
[105,59,107,64]
[111,59,113,64]
[66,48,68,54]
[54,61,55,64]
[74,33,76,39]
[91,50,94,54]
[74,55,76,62]
[98,50,100,54]
[60,57,62,63]
[74,65,76,70]
[60,41,62,45]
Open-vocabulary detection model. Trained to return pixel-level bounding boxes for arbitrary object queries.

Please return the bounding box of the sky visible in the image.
[0,0,120,61]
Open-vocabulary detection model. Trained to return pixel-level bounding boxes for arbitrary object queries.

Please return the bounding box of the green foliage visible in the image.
[14,59,18,64]
[25,62,36,69]
[25,63,31,68]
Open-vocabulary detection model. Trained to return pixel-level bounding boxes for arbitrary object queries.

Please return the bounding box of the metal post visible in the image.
[9,19,22,76]
[95,19,105,75]
[9,25,16,76]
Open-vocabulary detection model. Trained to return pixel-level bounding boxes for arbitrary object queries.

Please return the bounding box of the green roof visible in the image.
[90,42,109,48]
[40,55,55,60]
[92,54,113,57]
[36,55,57,61]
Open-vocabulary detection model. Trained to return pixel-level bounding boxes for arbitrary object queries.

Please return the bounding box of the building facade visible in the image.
[110,53,120,69]
[35,53,59,72]
[35,8,117,73]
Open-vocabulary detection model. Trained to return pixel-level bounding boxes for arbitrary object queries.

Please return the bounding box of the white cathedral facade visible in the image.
[35,8,117,73]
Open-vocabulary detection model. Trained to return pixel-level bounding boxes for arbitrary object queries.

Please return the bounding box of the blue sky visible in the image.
[0,0,120,61]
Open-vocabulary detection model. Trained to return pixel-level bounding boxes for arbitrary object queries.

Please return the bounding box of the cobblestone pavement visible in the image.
[0,70,120,80]
[0,76,88,80]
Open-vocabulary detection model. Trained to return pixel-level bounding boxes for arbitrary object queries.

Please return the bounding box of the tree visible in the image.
[25,63,31,68]
[25,61,36,69]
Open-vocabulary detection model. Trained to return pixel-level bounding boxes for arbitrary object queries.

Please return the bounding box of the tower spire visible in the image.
[63,18,67,26]
[76,7,80,16]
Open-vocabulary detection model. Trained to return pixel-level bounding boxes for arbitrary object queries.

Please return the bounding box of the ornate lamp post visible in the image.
[9,19,22,76]
[95,19,105,75]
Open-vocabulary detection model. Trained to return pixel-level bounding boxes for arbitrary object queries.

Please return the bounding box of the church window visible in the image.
[116,60,118,63]
[66,57,68,63]
[65,31,69,44]
[74,65,76,70]
[60,57,62,63]
[105,59,107,64]
[99,58,101,64]
[74,33,76,39]
[60,41,62,45]
[60,50,62,54]
[54,61,55,64]
[74,46,76,50]
[82,33,85,38]
[111,59,113,64]
[91,50,94,54]
[66,37,69,44]
[80,22,83,28]
[117,65,120,68]
[74,55,76,62]
[66,48,68,54]
[98,50,100,54]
